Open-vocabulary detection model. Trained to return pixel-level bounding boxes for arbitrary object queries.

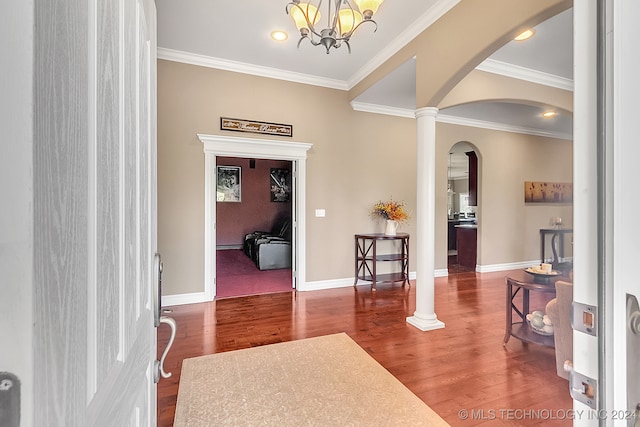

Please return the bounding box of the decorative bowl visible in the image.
[528,320,554,336]
[524,267,560,283]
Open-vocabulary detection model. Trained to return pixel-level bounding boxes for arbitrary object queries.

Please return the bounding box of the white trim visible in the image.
[163,262,563,301]
[347,0,460,89]
[198,134,313,160]
[203,152,215,301]
[161,292,208,307]
[476,59,574,92]
[198,134,312,300]
[434,269,448,277]
[437,113,573,141]
[350,101,416,118]
[157,47,347,91]
[475,260,541,273]
[350,102,573,140]
[157,1,461,92]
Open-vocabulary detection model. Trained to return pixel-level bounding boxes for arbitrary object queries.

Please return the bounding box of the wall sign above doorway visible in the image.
[220,117,293,138]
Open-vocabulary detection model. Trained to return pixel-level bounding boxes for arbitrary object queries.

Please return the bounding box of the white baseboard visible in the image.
[161,263,553,305]
[217,244,243,250]
[298,277,355,292]
[162,291,210,307]
[299,271,431,291]
[476,260,540,273]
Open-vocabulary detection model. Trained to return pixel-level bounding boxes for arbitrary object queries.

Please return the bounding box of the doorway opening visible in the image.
[199,134,312,300]
[447,141,479,274]
[215,156,293,298]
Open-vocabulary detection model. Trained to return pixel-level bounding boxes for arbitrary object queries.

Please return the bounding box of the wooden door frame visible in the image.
[198,134,312,299]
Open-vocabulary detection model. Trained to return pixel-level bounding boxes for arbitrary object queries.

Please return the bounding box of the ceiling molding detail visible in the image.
[347,0,461,89]
[350,101,416,118]
[437,114,573,140]
[476,59,574,91]
[350,102,572,140]
[157,47,348,90]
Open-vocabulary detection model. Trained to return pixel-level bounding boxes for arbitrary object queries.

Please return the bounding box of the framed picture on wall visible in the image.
[217,166,241,202]
[270,168,291,202]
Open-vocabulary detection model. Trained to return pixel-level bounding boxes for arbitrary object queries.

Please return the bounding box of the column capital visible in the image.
[415,107,439,119]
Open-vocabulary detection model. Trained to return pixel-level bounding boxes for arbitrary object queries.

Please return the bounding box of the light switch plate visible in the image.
[315,209,325,217]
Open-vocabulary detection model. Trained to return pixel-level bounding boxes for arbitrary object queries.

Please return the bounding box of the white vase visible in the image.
[385,220,398,236]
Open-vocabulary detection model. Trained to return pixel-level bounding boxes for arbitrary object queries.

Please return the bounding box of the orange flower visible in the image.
[371,199,410,222]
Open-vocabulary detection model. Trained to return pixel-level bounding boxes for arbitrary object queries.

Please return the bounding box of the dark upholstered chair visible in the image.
[243,217,291,270]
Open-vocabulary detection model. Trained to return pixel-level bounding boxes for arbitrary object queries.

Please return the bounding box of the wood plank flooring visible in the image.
[157,270,573,426]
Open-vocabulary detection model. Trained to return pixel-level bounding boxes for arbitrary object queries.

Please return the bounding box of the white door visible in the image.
[29,0,161,424]
[574,1,640,424]
[610,0,640,421]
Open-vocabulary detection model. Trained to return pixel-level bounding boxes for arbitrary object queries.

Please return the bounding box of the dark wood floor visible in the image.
[157,270,572,426]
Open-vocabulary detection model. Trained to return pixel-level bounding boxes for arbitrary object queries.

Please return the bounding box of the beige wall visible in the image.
[434,123,573,268]
[158,59,573,297]
[158,60,417,295]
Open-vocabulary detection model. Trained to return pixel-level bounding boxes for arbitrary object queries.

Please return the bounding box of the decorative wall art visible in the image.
[220,117,293,137]
[524,181,573,203]
[270,168,291,202]
[217,166,241,202]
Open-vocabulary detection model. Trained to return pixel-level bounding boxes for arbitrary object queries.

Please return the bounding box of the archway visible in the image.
[446,141,480,273]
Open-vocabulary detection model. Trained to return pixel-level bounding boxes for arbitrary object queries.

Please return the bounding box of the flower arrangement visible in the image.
[371,199,410,222]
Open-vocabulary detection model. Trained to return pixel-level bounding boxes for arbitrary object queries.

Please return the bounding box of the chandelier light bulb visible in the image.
[289,2,320,32]
[338,8,363,36]
[354,0,383,19]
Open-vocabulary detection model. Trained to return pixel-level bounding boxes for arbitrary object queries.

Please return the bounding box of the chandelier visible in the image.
[285,0,384,54]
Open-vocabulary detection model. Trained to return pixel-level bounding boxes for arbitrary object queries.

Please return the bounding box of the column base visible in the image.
[406,314,445,331]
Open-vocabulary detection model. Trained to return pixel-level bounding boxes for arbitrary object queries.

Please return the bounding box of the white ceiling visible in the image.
[156,0,574,145]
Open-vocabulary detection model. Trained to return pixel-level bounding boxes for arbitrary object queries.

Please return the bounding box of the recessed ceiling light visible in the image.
[271,30,288,41]
[542,111,557,118]
[514,29,535,41]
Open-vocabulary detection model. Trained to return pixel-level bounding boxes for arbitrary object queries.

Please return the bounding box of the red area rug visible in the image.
[216,249,292,298]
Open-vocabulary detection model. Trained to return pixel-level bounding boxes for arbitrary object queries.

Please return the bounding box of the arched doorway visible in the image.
[447,141,479,273]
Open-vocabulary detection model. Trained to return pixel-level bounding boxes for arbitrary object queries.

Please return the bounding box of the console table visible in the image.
[539,228,573,264]
[354,233,409,291]
[504,270,561,348]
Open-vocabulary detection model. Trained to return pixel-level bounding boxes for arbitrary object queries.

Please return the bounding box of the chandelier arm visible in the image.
[342,18,378,39]
[286,2,324,40]
[298,35,322,48]
[312,0,323,31]
[329,0,341,33]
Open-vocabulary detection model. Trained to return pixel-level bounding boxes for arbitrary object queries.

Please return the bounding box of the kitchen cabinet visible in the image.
[466,151,478,206]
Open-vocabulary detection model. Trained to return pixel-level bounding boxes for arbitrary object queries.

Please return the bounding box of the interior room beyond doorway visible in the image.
[216,156,293,298]
[447,141,478,274]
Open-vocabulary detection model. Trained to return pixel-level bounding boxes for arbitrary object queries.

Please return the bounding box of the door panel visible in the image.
[33,0,158,423]
[89,0,158,424]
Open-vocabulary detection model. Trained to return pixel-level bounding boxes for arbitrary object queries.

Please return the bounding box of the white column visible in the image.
[407,107,445,331]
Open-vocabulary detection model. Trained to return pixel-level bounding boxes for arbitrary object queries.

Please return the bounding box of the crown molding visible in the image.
[350,101,416,118]
[350,102,572,140]
[437,113,573,140]
[157,47,348,91]
[347,0,461,89]
[476,59,574,91]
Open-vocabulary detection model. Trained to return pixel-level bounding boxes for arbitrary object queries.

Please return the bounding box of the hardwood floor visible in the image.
[157,270,572,426]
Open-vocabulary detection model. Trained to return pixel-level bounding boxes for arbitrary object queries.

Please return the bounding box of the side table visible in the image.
[354,233,409,291]
[504,271,561,347]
